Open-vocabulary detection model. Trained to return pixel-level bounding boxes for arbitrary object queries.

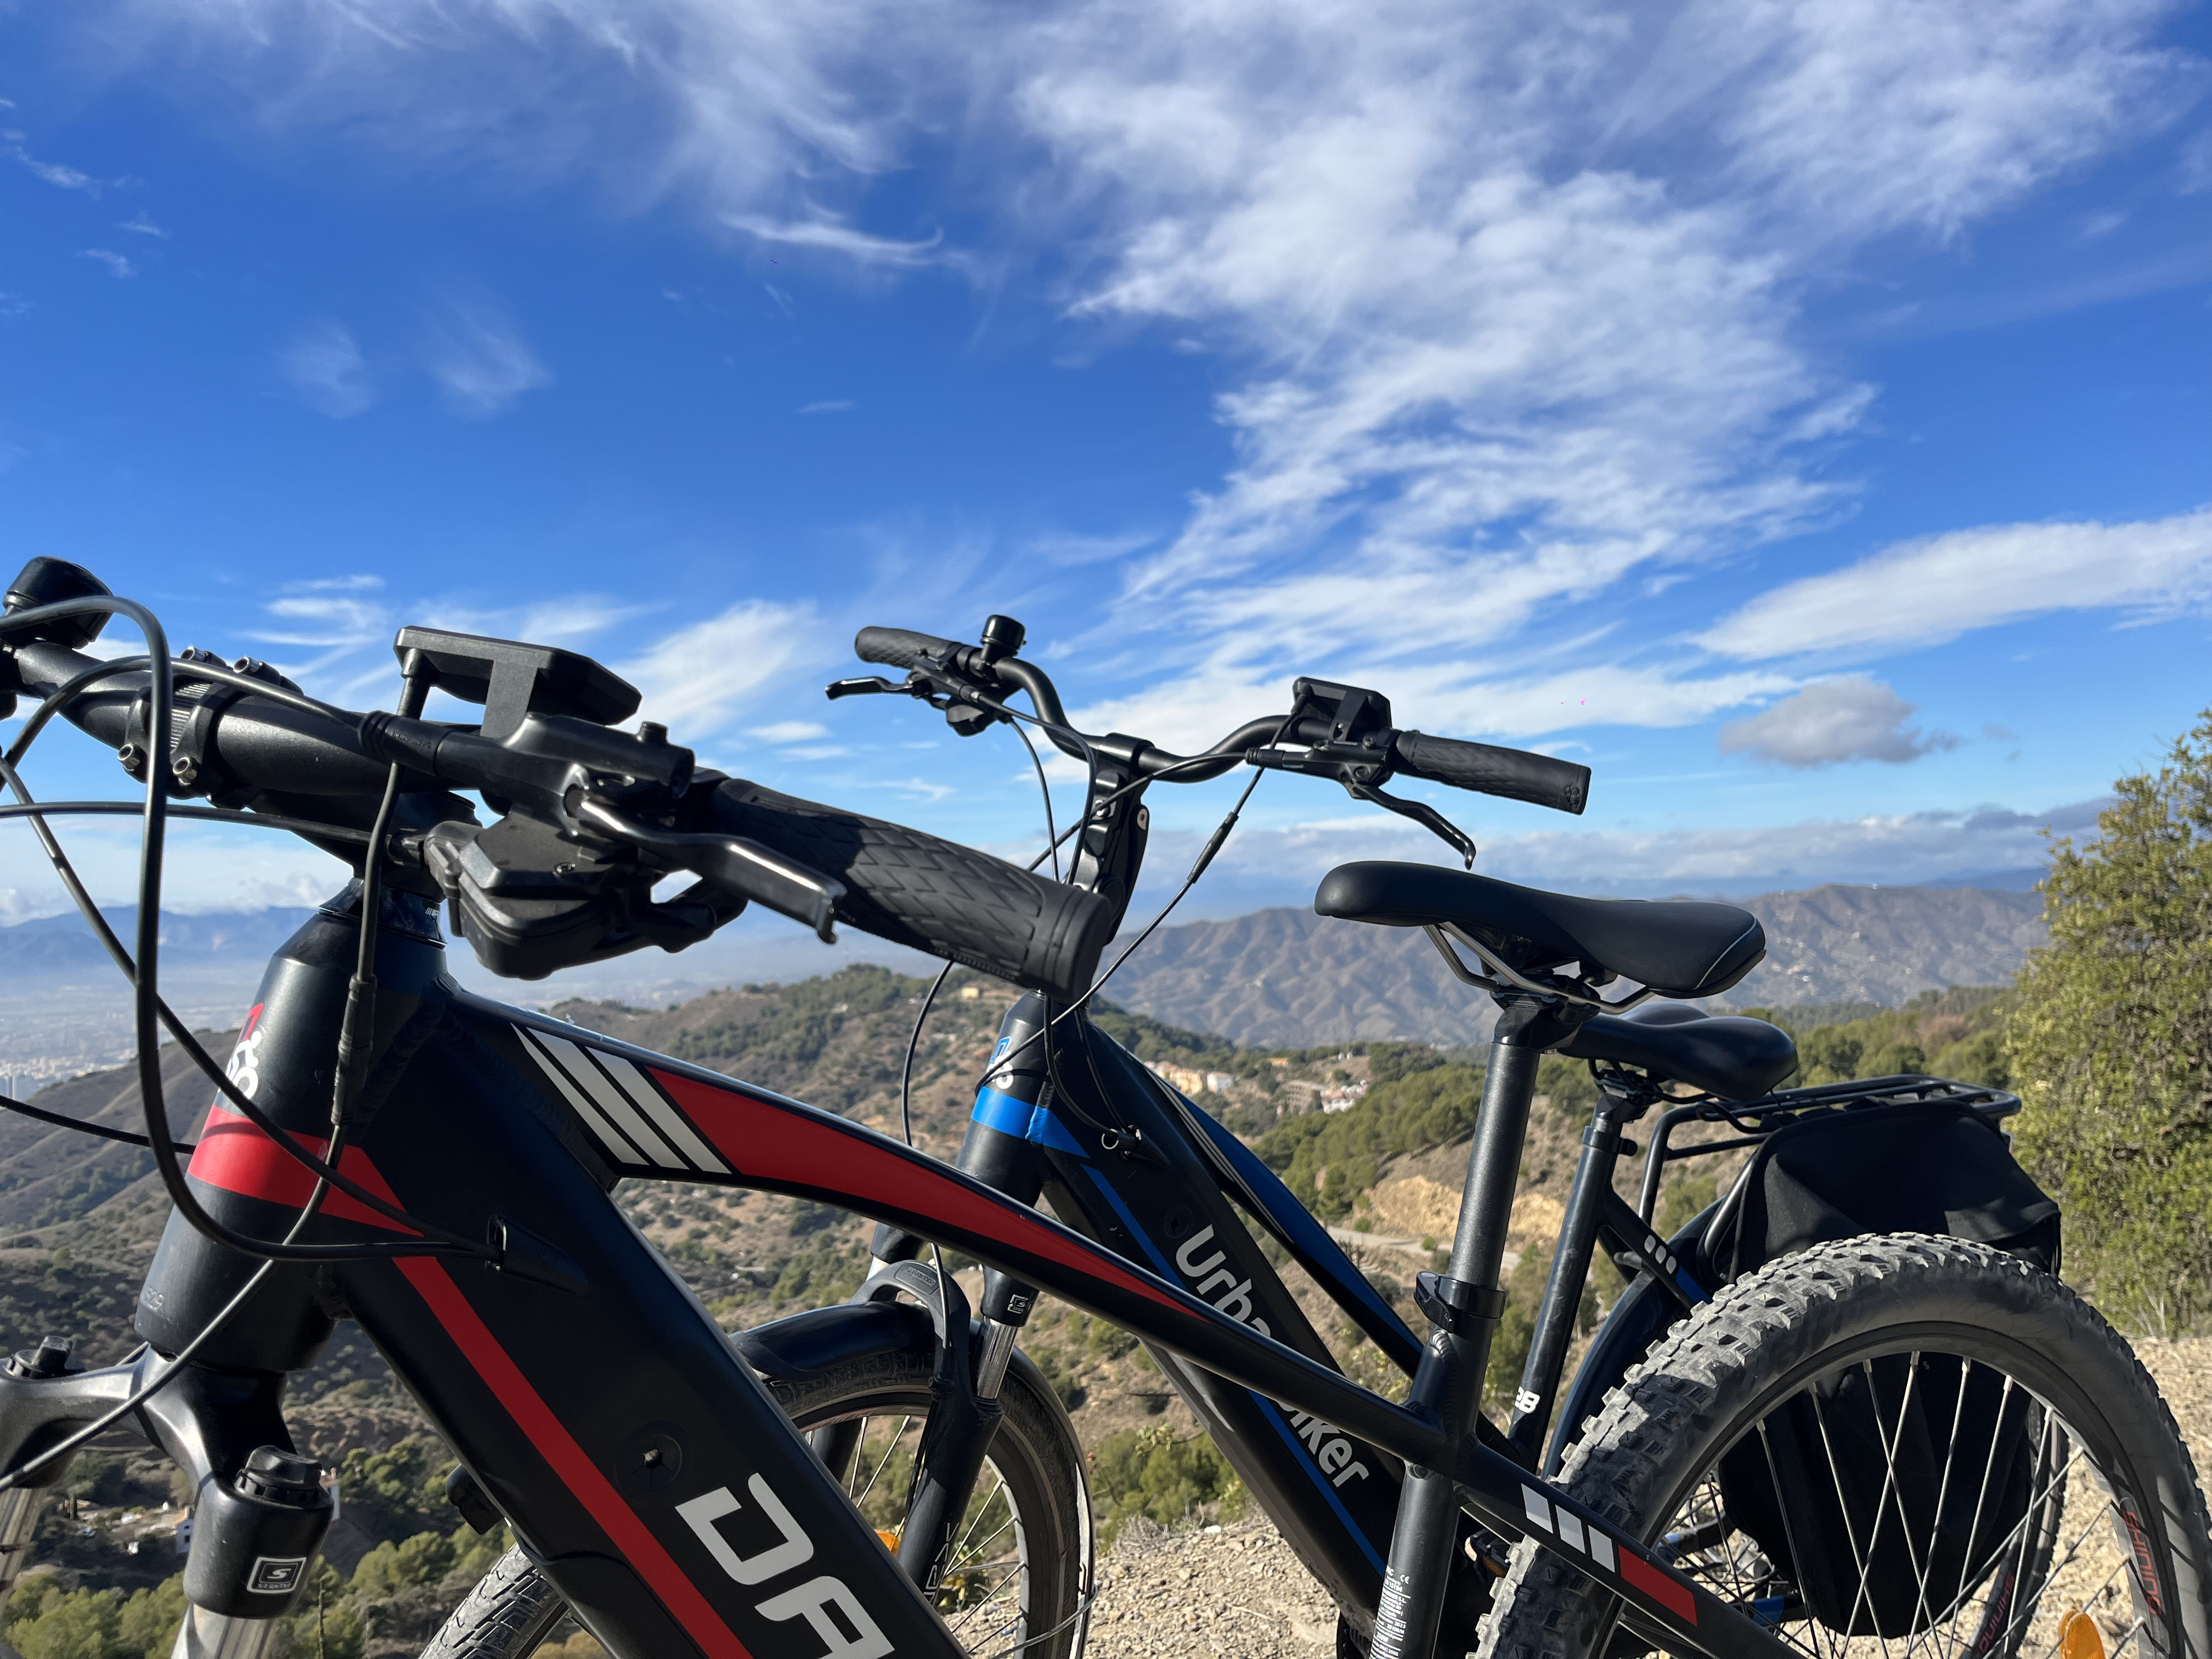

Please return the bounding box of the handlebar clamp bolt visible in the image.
[116,742,144,780]
[170,755,200,788]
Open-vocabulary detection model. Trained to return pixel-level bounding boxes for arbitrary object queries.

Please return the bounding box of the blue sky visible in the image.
[1,0,2208,925]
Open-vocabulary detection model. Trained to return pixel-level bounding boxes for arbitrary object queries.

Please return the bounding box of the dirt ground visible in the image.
[1086,1337,2212,1659]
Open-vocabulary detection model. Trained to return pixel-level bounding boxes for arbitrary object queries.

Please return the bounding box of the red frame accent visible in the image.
[396,1256,754,1659]
[186,1106,417,1235]
[654,1070,1186,1317]
[1621,1547,1699,1624]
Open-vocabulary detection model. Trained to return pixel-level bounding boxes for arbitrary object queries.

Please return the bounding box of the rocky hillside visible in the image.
[0,957,2049,1655]
[1102,883,2046,1046]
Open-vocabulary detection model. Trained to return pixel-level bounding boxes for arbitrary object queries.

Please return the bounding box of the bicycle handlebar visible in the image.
[1,569,1114,998]
[855,625,963,675]
[1391,730,1589,815]
[708,781,1114,998]
[852,620,1592,816]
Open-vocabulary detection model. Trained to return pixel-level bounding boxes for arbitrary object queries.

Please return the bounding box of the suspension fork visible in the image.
[857,995,1056,1588]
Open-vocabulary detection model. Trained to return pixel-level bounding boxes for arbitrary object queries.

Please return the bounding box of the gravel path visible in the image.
[1088,1339,2212,1658]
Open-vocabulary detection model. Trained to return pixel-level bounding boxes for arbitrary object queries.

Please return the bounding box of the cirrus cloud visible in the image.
[1701,507,2212,659]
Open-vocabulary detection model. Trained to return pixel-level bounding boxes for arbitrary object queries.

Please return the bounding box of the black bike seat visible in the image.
[1313,861,1765,1000]
[1560,1003,1799,1102]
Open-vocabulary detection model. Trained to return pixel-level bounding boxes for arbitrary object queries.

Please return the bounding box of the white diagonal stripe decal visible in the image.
[517,1030,640,1164]
[541,1036,685,1169]
[597,1052,727,1173]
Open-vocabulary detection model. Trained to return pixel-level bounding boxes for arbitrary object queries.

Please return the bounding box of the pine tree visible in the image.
[2010,713,2212,1336]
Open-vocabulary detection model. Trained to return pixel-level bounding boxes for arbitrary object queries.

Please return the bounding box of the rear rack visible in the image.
[1635,1073,2022,1226]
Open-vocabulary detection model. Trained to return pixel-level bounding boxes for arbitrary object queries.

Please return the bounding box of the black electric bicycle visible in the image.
[0,560,2203,1659]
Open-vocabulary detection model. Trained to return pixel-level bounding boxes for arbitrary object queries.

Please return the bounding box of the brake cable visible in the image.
[0,754,489,1251]
[0,594,498,1263]
[989,766,1267,1116]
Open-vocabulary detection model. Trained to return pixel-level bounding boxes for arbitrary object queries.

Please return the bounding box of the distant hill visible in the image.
[0,907,314,979]
[0,883,2047,1060]
[1099,884,2047,1047]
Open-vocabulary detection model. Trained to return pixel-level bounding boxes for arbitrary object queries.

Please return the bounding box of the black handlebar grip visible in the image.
[709,778,1115,1001]
[1392,730,1591,815]
[854,627,963,674]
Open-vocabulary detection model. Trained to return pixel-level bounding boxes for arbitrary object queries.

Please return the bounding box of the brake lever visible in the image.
[1346,782,1477,868]
[574,797,846,943]
[825,675,906,700]
[823,669,1001,737]
[1246,745,1478,868]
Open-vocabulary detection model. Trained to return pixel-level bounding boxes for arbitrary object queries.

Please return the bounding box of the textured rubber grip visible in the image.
[708,780,1115,1001]
[854,627,962,673]
[1392,730,1590,815]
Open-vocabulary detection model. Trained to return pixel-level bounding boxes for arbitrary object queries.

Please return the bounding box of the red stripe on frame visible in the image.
[395,1257,752,1659]
[654,1070,1186,1318]
[186,1107,417,1235]
[1620,1547,1699,1625]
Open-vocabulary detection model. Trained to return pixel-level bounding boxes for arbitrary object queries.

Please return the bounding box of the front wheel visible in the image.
[1477,1235,2212,1659]
[423,1341,1091,1659]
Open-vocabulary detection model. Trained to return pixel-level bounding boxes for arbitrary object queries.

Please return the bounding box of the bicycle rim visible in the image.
[802,1389,1042,1658]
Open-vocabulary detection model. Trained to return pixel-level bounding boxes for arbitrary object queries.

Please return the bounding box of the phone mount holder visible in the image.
[392,627,641,740]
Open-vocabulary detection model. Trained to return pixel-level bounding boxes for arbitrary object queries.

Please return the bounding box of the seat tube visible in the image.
[1373,998,1555,1659]
[1505,1103,1627,1463]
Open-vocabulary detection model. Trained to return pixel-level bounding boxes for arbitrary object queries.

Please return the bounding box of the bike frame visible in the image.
[0,895,1803,1659]
[870,988,1702,1647]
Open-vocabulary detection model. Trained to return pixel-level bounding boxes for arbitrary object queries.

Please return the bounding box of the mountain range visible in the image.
[1099,883,2046,1046]
[0,881,2045,1060]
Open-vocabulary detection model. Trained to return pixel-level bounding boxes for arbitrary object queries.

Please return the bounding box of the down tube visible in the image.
[966,1013,1404,1633]
[161,957,968,1659]
[625,1051,1799,1659]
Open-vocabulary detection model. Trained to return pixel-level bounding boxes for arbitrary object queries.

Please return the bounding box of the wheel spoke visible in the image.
[1807,1374,1893,1659]
[851,1413,913,1514]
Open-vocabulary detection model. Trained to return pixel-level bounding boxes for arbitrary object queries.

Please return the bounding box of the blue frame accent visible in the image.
[1080,1155,1394,1576]
[1187,1096,1421,1360]
[970,1085,1088,1158]
[1251,1393,1389,1573]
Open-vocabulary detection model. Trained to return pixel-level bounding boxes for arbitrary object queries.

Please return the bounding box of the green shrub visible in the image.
[2012,713,2212,1334]
[352,1528,458,1599]
[1088,1425,1242,1543]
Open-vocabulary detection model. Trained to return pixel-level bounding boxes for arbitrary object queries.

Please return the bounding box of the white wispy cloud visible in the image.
[425,302,552,417]
[117,212,168,238]
[728,212,948,269]
[78,249,136,279]
[757,720,831,743]
[1018,0,2188,708]
[280,321,376,417]
[798,399,854,414]
[253,593,389,648]
[80,0,2203,739]
[6,140,95,192]
[1133,795,2106,904]
[1701,508,2212,659]
[617,601,831,733]
[1719,676,1957,768]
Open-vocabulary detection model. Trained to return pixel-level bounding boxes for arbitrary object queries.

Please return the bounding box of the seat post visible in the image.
[1370,995,1571,1659]
[1447,1014,1547,1292]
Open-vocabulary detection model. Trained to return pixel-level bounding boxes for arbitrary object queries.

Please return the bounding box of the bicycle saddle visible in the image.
[1559,1002,1799,1101]
[1313,861,1765,999]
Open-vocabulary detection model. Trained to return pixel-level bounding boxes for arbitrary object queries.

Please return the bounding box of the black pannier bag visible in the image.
[1700,1099,2062,1636]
